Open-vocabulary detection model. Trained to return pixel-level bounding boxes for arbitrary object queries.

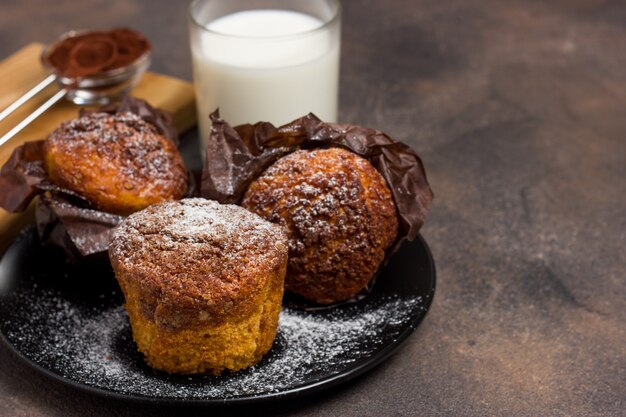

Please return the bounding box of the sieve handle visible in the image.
[0,73,57,123]
[0,88,67,148]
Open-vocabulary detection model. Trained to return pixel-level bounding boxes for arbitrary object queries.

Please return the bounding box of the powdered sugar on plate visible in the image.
[0,227,435,403]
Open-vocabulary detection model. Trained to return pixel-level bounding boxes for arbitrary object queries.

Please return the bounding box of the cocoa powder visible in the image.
[46,28,150,78]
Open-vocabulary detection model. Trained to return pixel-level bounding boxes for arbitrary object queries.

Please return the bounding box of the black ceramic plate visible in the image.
[0,226,435,405]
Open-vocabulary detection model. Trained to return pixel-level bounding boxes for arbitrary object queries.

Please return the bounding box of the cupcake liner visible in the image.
[201,110,434,243]
[0,140,50,212]
[201,111,434,308]
[36,193,123,259]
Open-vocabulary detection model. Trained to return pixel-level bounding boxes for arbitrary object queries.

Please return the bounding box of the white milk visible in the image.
[190,9,340,146]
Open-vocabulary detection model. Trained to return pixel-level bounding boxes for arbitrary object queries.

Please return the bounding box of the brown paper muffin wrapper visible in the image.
[0,96,184,256]
[200,111,434,309]
[201,110,434,243]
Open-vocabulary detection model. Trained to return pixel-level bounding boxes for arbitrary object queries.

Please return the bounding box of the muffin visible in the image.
[241,147,398,304]
[109,198,288,374]
[44,111,187,215]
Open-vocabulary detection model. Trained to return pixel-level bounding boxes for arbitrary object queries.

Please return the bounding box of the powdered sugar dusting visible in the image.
[2,283,425,400]
[111,198,285,264]
[1,228,434,402]
[123,197,279,243]
[109,199,288,307]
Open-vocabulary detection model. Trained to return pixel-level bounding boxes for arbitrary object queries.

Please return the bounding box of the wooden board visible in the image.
[0,43,197,248]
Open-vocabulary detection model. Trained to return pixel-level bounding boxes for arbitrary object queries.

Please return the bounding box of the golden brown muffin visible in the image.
[44,112,187,215]
[241,147,398,304]
[109,198,288,374]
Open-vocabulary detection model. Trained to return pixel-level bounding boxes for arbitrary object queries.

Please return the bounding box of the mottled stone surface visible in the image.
[0,0,625,415]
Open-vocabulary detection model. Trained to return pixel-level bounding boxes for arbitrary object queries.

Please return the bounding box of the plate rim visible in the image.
[0,227,436,406]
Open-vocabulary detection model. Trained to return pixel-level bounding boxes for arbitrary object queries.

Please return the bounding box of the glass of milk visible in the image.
[189,0,341,148]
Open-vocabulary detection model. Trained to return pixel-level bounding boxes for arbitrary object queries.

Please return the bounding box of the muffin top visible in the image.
[109,198,288,326]
[241,147,398,304]
[44,111,188,215]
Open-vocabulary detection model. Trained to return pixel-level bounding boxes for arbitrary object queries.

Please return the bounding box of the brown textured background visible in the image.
[0,0,625,416]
